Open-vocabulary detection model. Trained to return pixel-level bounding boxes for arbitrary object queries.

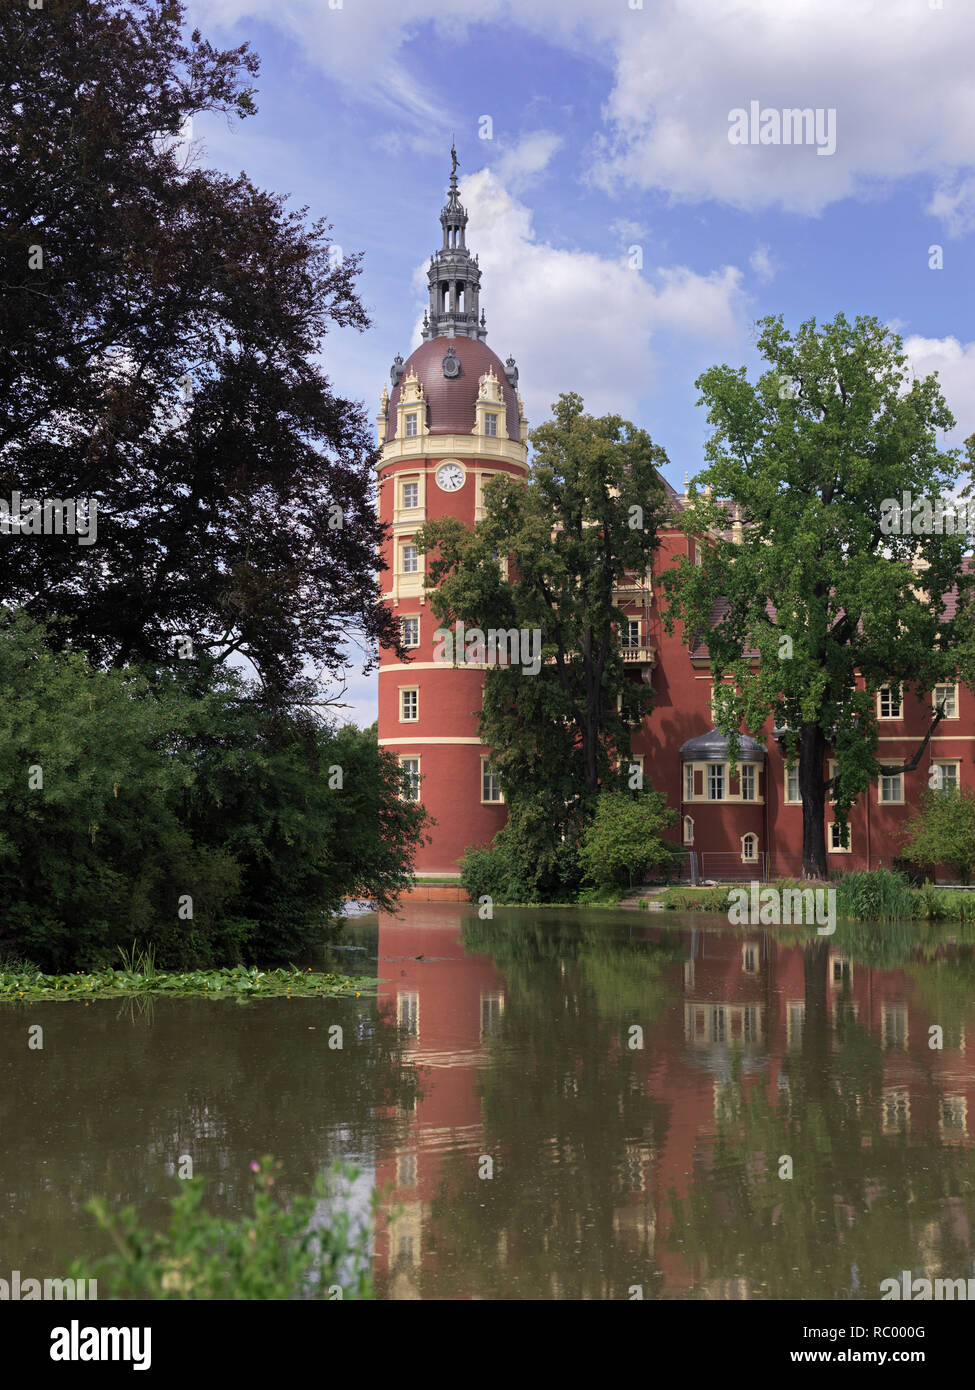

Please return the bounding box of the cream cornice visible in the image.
[378,433,527,469]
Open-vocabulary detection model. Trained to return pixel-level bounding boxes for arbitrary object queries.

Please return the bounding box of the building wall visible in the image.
[377,437,971,881]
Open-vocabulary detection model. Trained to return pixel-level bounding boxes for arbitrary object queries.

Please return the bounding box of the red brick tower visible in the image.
[376,147,529,875]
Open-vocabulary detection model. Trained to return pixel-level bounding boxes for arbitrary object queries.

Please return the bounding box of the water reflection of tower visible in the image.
[373,906,507,1299]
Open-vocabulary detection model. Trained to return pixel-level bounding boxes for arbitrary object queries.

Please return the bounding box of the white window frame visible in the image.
[707,764,725,801]
[785,765,800,804]
[401,543,419,575]
[684,763,695,801]
[931,759,960,794]
[828,821,851,853]
[398,756,421,802]
[401,479,420,509]
[405,412,419,438]
[934,683,958,719]
[480,758,503,804]
[683,815,694,845]
[878,769,904,804]
[740,764,756,801]
[484,412,498,437]
[741,833,758,863]
[400,615,420,648]
[877,684,903,720]
[399,687,418,723]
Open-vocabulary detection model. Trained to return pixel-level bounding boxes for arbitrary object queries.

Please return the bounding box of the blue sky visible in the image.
[188,0,975,723]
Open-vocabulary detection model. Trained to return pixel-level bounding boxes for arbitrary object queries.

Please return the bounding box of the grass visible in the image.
[0,952,375,1003]
[660,885,733,912]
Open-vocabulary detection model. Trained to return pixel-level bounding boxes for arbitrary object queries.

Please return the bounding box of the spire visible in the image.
[421,145,487,342]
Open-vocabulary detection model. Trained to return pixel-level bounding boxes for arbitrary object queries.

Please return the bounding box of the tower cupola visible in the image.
[421,144,488,342]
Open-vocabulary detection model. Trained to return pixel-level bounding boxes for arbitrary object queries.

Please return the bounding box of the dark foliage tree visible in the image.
[0,0,398,696]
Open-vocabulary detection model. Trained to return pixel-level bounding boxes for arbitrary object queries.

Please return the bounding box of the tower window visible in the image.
[400,617,419,648]
[402,545,418,574]
[400,688,418,722]
[398,757,420,802]
[405,413,418,438]
[402,481,419,508]
[481,760,502,803]
[484,413,498,437]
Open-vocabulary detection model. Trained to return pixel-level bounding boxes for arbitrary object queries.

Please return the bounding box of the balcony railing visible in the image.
[621,644,656,665]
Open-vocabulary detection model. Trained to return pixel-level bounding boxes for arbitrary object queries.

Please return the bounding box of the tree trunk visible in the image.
[799,722,828,880]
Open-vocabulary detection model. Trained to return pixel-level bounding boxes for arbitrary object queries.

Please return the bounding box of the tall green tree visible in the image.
[661,313,973,879]
[0,0,398,697]
[416,392,671,851]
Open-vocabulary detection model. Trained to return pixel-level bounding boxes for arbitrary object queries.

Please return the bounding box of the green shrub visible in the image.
[901,788,975,884]
[577,789,681,891]
[459,803,583,904]
[69,1158,374,1300]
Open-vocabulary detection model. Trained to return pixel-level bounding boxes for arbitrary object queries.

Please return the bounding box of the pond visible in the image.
[3,903,975,1300]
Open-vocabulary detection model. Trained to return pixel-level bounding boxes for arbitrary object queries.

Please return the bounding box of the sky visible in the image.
[187,0,975,725]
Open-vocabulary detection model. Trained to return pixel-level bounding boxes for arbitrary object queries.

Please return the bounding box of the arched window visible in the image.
[683,816,694,845]
[741,833,758,863]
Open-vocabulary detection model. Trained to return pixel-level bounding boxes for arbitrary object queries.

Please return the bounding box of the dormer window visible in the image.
[405,413,418,438]
[485,413,498,437]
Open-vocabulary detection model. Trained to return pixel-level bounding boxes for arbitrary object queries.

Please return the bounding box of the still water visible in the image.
[3,904,975,1300]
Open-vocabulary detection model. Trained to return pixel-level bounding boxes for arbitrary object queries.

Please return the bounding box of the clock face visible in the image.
[436,463,465,493]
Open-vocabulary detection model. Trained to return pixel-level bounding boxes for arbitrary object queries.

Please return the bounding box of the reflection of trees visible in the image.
[397,912,683,1299]
[0,991,416,1271]
[670,938,975,1299]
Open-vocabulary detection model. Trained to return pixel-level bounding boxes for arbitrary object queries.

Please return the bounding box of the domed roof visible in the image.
[679,728,766,762]
[387,337,520,442]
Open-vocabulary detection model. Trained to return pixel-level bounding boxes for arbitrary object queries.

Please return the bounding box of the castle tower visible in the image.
[377,147,528,875]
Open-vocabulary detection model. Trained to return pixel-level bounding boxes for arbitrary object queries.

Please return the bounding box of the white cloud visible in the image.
[902,335,975,448]
[926,177,975,239]
[492,131,563,191]
[193,0,975,221]
[404,167,746,425]
[749,245,776,283]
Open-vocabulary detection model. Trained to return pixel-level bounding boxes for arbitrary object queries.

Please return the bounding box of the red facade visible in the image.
[377,168,972,881]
